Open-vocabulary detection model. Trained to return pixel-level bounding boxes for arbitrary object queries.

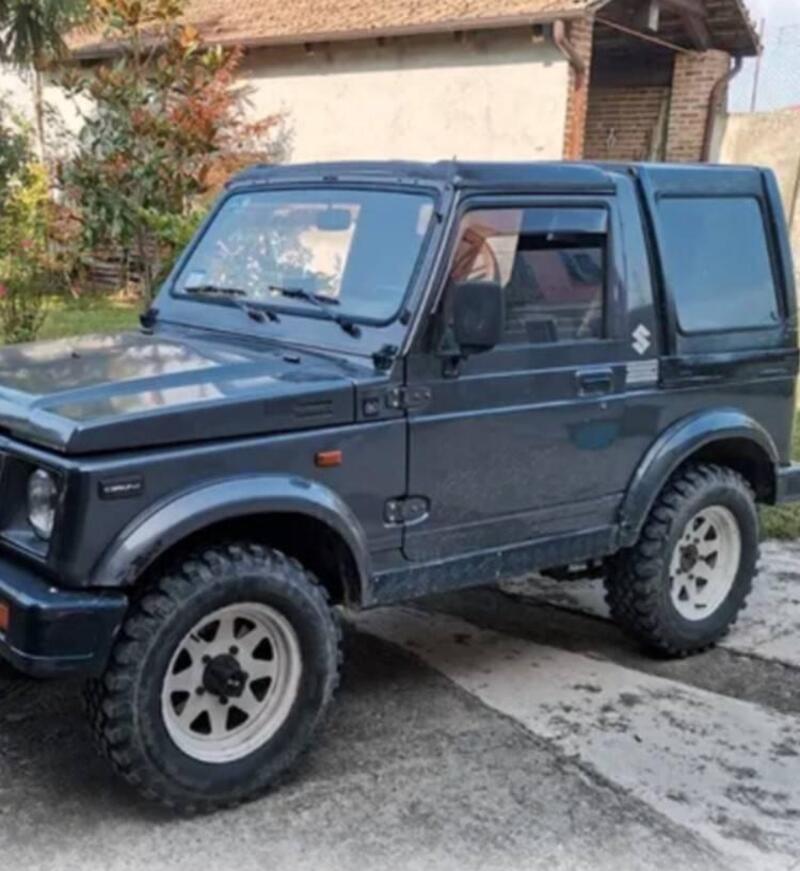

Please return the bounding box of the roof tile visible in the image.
[69,0,759,58]
[70,0,591,53]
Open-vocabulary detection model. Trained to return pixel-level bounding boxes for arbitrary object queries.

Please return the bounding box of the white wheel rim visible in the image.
[669,505,742,622]
[161,602,303,764]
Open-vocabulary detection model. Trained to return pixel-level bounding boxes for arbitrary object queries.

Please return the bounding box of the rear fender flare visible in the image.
[618,409,779,547]
[90,475,371,603]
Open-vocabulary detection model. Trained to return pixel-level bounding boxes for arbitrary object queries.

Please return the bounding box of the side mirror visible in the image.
[452,281,505,354]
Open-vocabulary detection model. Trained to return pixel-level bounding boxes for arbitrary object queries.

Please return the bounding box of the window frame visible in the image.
[168,182,441,329]
[655,193,784,339]
[434,196,620,353]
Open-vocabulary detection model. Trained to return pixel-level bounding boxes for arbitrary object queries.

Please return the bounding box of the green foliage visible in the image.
[59,0,285,301]
[0,97,31,204]
[0,160,66,343]
[0,158,49,245]
[140,207,205,253]
[0,0,88,65]
[762,412,800,540]
[139,206,208,285]
[0,262,53,344]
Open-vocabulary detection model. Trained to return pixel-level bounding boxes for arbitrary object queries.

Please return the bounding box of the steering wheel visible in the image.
[451,228,502,284]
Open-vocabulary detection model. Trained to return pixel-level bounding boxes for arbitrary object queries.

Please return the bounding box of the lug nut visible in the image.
[230,646,238,655]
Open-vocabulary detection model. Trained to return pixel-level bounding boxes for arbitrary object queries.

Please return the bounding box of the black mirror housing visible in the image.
[452,281,505,354]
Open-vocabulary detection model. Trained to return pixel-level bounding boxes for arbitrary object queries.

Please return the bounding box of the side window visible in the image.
[657,197,779,333]
[450,208,607,346]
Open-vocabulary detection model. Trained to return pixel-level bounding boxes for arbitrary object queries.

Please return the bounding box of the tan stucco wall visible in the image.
[719,110,800,275]
[242,31,570,163]
[0,65,33,121]
[1,65,84,156]
[5,30,569,163]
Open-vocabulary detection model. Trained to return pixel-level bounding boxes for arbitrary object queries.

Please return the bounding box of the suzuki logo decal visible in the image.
[632,324,652,356]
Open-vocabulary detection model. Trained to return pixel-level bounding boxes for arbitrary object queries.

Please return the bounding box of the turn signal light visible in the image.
[315,450,343,469]
[0,601,9,634]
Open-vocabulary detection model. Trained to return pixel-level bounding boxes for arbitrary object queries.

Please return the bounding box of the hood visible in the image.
[0,330,358,454]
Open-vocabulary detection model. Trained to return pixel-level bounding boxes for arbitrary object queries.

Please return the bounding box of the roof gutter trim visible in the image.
[226,161,618,195]
[70,8,590,59]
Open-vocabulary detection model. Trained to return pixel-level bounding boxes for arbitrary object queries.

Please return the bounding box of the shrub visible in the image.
[0,264,51,344]
[58,0,287,301]
[0,96,31,206]
[0,117,63,342]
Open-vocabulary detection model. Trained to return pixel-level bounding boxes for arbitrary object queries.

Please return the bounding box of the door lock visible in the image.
[385,497,431,526]
[386,386,432,411]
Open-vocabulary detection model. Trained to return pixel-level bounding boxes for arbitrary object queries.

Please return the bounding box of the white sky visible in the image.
[731,0,800,111]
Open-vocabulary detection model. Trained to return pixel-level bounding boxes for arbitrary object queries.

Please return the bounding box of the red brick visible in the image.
[665,50,731,162]
[585,85,670,161]
[563,16,595,159]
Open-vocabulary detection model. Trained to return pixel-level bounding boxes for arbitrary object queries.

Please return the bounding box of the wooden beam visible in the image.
[679,11,712,49]
[596,15,694,55]
[659,0,705,16]
[660,0,712,50]
[635,0,661,33]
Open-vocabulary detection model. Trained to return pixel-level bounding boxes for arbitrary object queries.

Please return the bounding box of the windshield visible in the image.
[174,187,435,324]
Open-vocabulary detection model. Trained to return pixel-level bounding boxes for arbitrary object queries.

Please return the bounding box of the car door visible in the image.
[402,195,650,563]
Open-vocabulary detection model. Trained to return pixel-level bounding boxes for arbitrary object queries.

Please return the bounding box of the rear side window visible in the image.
[657,197,779,333]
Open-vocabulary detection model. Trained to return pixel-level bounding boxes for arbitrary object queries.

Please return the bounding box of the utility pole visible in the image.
[750,17,766,113]
[790,148,800,254]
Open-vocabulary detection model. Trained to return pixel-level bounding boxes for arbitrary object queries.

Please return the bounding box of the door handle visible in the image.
[576,368,614,396]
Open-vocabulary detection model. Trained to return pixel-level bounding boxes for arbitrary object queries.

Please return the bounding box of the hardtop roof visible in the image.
[230,160,617,192]
[229,160,766,195]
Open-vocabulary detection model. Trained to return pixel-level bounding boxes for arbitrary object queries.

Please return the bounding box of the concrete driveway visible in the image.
[2,542,799,871]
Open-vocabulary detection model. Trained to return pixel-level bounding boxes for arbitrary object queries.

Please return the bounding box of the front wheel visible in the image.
[86,543,341,812]
[605,464,759,657]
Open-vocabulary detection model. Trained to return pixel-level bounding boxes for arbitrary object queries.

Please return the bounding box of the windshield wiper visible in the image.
[184,285,281,324]
[269,285,362,338]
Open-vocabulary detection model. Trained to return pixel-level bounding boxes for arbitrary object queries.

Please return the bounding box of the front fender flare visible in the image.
[618,409,779,548]
[90,475,371,601]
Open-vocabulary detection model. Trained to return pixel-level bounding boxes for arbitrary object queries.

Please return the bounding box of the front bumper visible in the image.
[777,463,800,504]
[0,555,127,678]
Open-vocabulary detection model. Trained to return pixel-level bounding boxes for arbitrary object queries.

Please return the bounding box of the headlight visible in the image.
[27,469,58,541]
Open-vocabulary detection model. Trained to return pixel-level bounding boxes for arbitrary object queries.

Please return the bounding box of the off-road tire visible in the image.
[85,543,342,813]
[605,464,759,658]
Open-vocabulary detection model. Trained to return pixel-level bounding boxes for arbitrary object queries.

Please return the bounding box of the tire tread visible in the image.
[85,542,342,814]
[605,463,759,658]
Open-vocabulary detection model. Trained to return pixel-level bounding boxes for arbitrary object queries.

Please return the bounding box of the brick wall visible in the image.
[584,86,670,160]
[562,17,595,160]
[665,50,731,162]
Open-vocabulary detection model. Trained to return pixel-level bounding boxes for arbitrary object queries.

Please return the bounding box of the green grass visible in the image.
[38,295,140,341]
[761,410,800,540]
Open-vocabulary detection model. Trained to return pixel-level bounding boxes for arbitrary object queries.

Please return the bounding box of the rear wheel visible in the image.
[605,464,759,657]
[86,543,341,812]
